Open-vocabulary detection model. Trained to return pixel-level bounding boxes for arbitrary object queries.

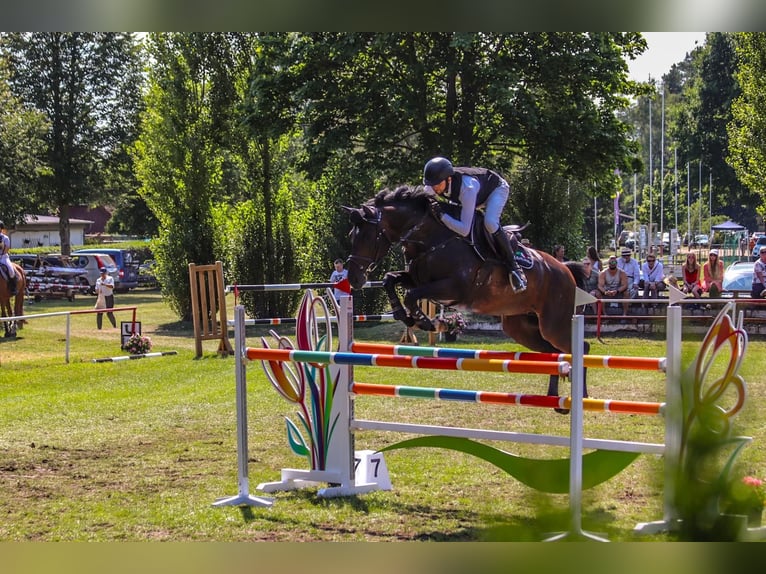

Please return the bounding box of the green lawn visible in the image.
[1,288,765,542]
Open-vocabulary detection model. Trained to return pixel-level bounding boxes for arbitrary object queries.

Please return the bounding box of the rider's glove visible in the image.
[428,197,443,221]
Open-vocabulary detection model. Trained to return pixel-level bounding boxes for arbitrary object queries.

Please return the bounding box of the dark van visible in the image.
[71,248,140,292]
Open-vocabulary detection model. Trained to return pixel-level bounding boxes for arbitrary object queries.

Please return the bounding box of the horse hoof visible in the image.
[554,408,570,415]
[417,319,435,331]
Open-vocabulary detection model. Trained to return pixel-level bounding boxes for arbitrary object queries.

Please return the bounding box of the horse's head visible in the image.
[342,202,389,290]
[342,186,432,290]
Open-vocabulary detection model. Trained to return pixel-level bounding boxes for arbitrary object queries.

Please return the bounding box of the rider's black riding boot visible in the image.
[493,228,527,293]
[7,276,17,296]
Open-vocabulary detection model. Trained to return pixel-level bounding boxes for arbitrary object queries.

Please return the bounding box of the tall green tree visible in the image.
[729,32,766,230]
[0,64,48,226]
[1,32,143,253]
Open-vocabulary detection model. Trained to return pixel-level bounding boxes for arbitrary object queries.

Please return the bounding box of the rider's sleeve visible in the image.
[440,176,478,237]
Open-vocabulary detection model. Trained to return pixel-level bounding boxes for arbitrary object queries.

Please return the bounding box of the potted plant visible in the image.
[435,312,466,342]
[123,333,153,355]
[724,475,765,527]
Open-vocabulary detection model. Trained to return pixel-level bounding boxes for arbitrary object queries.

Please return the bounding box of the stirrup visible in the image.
[509,270,527,293]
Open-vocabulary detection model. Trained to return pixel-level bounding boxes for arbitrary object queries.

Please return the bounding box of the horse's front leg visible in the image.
[383,271,415,327]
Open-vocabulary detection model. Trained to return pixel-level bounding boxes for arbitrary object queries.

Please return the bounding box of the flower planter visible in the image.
[444,333,458,342]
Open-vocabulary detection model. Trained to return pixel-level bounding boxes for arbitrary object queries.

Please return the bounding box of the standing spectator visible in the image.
[581,258,600,314]
[617,247,641,300]
[95,266,117,329]
[329,258,349,301]
[702,249,724,298]
[751,246,766,298]
[598,255,630,313]
[640,253,666,300]
[586,245,602,272]
[552,244,568,262]
[680,252,703,298]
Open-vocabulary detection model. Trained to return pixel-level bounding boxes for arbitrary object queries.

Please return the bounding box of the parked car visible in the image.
[138,259,159,288]
[71,248,140,292]
[722,261,755,294]
[69,253,120,294]
[618,230,636,250]
[751,235,766,260]
[691,234,710,248]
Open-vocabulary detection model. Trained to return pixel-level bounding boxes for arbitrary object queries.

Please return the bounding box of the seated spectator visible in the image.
[751,245,766,298]
[587,245,602,273]
[617,247,641,300]
[598,255,630,314]
[640,253,666,301]
[581,257,600,314]
[680,252,702,298]
[552,244,568,262]
[701,249,724,298]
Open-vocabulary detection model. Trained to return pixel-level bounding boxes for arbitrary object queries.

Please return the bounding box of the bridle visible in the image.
[346,208,391,276]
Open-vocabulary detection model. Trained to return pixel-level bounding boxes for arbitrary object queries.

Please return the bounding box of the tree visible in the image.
[1,32,143,253]
[0,63,48,225]
[729,33,766,229]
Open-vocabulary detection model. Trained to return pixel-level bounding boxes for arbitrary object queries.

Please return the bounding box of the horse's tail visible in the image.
[564,260,587,291]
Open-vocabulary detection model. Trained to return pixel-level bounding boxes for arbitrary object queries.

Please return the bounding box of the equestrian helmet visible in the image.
[423,157,454,186]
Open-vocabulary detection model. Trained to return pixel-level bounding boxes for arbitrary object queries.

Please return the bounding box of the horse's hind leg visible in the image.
[502,315,588,413]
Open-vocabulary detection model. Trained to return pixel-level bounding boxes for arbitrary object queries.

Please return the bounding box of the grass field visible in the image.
[1,288,765,543]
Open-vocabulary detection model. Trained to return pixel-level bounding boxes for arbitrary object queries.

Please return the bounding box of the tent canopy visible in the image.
[711,220,746,232]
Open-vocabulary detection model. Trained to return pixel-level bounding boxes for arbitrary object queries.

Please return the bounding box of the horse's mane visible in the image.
[371,185,430,209]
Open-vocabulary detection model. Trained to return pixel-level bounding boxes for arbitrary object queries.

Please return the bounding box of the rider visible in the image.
[0,221,17,296]
[422,156,527,293]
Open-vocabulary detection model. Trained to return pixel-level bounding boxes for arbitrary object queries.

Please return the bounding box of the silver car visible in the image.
[70,253,120,294]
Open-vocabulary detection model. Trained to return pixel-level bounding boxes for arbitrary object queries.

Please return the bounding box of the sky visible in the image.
[628,32,707,82]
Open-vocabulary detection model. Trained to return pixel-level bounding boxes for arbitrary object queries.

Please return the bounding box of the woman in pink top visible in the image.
[701,249,724,298]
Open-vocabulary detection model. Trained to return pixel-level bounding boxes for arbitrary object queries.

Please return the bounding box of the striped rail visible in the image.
[350,342,666,372]
[350,382,664,415]
[245,347,571,376]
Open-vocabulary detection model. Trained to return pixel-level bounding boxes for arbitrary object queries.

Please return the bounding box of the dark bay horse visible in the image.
[0,262,26,338]
[343,185,589,402]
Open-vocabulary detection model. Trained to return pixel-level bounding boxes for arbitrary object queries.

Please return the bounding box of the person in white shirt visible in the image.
[616,247,641,299]
[329,258,348,302]
[640,253,666,300]
[95,267,117,329]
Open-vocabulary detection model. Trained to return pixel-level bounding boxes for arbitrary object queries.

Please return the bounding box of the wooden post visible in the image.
[189,261,234,358]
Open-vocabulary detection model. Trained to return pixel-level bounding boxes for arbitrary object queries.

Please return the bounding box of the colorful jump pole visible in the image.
[350,342,666,372]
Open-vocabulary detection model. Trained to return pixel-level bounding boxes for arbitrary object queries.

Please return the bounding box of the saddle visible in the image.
[468,213,535,270]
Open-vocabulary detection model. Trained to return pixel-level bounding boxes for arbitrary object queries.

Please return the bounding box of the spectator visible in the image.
[640,253,666,301]
[552,244,568,262]
[586,245,602,272]
[617,247,641,300]
[598,255,630,314]
[329,258,348,301]
[680,252,702,298]
[751,245,766,298]
[581,258,600,314]
[701,249,724,298]
[95,266,117,329]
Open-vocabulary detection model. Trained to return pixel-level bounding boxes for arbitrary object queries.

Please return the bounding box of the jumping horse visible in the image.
[0,262,26,338]
[343,185,589,404]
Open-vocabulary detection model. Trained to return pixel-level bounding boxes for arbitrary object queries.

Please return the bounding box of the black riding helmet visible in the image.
[423,157,454,186]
